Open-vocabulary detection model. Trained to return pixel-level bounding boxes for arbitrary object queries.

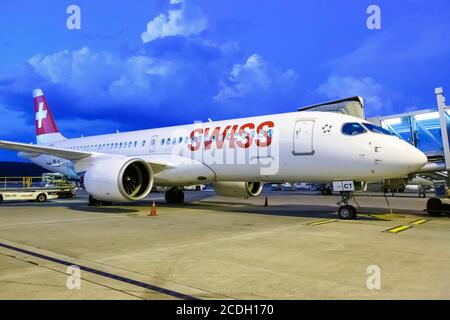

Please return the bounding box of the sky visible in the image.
[0,0,449,161]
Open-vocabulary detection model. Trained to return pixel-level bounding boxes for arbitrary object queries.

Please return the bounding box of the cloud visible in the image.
[327,9,450,77]
[317,76,391,115]
[0,104,30,137]
[27,47,179,110]
[0,2,304,142]
[141,0,207,43]
[214,54,299,105]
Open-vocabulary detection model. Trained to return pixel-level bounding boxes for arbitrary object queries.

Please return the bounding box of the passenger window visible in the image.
[161,138,165,145]
[362,123,394,135]
[342,123,366,136]
[167,138,171,145]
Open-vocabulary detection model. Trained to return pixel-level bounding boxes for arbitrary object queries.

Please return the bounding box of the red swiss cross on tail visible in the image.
[33,89,66,144]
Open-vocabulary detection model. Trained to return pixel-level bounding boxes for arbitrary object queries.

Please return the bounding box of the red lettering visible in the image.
[228,125,239,148]
[188,128,203,151]
[256,121,274,147]
[236,123,255,148]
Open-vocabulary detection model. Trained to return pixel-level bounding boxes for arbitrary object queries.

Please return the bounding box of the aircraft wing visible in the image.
[0,140,91,160]
[0,140,169,173]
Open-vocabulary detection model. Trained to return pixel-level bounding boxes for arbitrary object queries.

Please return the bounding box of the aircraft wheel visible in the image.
[0,195,3,202]
[176,189,185,203]
[338,205,357,220]
[88,195,103,207]
[36,193,47,203]
[418,192,426,198]
[165,188,184,203]
[427,198,443,216]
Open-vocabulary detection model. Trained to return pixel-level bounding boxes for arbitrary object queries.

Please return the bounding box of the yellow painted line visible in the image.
[410,219,429,225]
[306,219,337,226]
[384,225,412,234]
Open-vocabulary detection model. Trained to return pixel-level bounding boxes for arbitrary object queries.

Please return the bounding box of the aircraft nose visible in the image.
[376,139,428,177]
[396,141,428,173]
[402,143,428,172]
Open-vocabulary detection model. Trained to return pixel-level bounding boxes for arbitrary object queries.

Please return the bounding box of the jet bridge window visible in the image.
[362,123,394,136]
[342,123,366,136]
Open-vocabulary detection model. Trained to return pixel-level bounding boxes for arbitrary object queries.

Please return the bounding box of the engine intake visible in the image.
[84,157,153,202]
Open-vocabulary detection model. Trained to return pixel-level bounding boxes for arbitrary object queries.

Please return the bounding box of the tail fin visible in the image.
[33,89,66,144]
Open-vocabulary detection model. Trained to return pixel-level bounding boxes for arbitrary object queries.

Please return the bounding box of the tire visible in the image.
[427,198,443,216]
[418,192,426,198]
[36,194,47,202]
[165,189,184,203]
[165,191,175,203]
[338,205,357,220]
[88,195,103,207]
[176,189,185,203]
[0,195,3,202]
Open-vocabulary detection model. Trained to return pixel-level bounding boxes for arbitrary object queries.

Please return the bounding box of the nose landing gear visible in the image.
[337,191,358,220]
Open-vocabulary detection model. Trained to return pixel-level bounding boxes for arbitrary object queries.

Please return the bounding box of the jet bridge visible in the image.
[297,96,365,119]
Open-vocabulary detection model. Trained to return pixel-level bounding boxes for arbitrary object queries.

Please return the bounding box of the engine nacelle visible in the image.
[214,181,263,197]
[84,157,153,202]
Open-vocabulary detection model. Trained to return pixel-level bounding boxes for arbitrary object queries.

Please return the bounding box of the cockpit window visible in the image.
[362,123,394,135]
[342,123,366,136]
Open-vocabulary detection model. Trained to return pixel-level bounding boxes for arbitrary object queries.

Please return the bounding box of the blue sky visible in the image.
[0,0,449,160]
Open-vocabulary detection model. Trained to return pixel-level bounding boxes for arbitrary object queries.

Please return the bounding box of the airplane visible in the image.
[0,89,428,219]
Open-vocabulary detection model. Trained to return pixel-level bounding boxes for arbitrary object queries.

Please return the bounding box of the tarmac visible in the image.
[0,189,449,299]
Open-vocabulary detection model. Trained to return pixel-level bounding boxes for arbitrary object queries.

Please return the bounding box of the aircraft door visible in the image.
[149,135,158,153]
[292,120,315,155]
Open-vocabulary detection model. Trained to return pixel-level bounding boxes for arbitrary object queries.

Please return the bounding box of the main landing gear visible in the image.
[165,187,184,204]
[337,191,357,220]
[88,195,112,207]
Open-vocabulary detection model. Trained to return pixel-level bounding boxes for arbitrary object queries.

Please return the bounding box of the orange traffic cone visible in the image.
[149,201,158,216]
[264,196,269,207]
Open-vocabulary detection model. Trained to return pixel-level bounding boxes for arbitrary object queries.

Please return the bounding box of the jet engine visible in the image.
[84,157,153,202]
[213,181,263,197]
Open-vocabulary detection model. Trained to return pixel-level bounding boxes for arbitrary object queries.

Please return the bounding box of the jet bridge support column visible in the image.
[436,87,450,185]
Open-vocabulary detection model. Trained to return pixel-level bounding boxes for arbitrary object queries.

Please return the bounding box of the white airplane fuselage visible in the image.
[25,111,427,186]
